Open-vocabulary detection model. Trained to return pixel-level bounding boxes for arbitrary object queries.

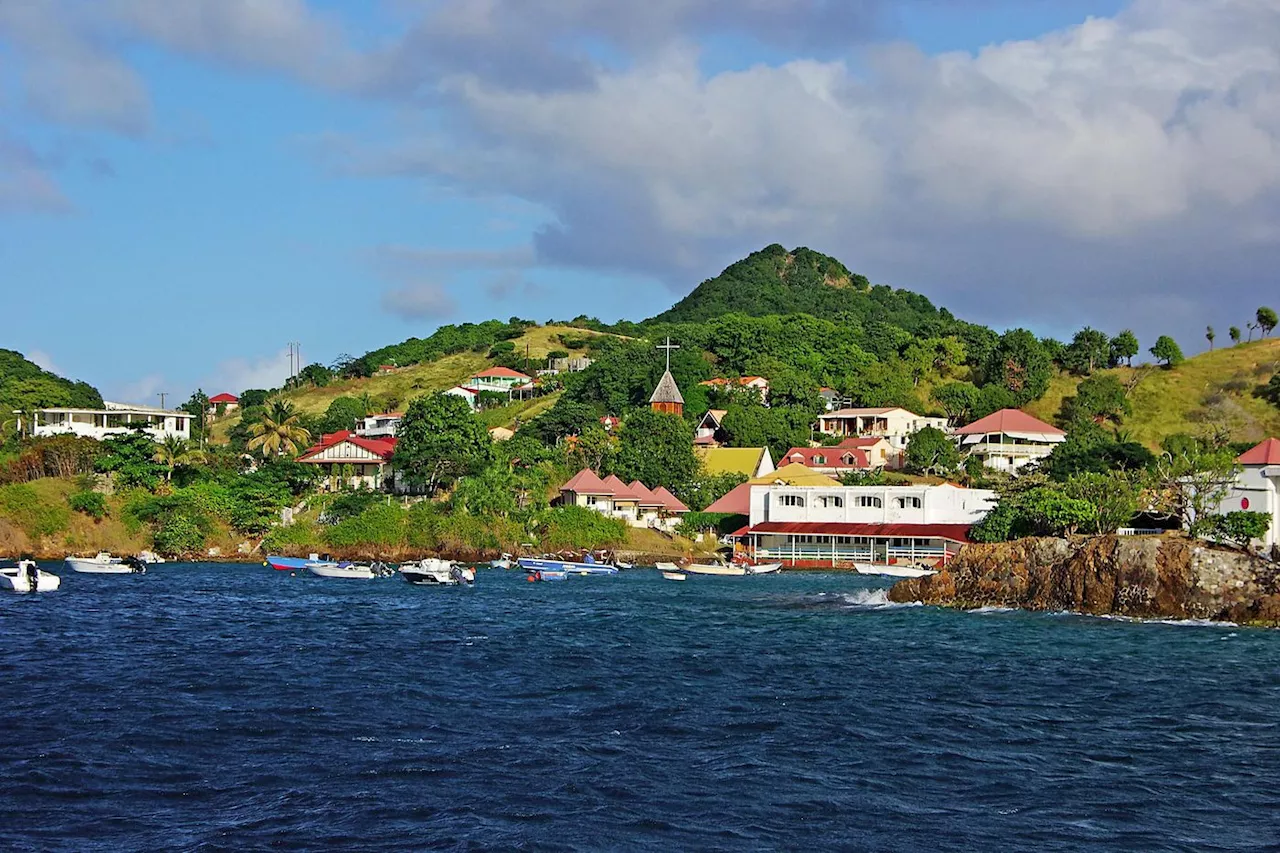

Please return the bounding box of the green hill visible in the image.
[1024,338,1280,447]
[0,349,102,418]
[648,243,948,332]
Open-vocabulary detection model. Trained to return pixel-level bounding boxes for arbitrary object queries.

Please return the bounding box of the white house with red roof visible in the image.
[558,469,688,530]
[837,436,902,470]
[1213,438,1280,551]
[954,409,1066,472]
[296,430,398,492]
[816,407,947,449]
[444,386,479,410]
[208,393,239,414]
[781,446,871,476]
[736,482,996,569]
[464,366,533,396]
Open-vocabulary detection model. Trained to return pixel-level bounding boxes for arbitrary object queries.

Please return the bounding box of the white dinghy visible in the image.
[401,559,475,586]
[1,560,60,592]
[854,563,938,579]
[306,560,395,579]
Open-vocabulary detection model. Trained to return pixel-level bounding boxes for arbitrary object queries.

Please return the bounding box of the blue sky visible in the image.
[1,0,1275,403]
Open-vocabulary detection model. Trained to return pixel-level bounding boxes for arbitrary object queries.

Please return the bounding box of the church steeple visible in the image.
[649,337,684,416]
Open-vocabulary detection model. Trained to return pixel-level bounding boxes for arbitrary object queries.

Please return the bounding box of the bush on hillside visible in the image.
[324,502,408,549]
[68,490,107,520]
[0,484,71,539]
[537,506,627,550]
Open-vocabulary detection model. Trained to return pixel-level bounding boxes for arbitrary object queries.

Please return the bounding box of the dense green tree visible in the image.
[719,401,812,463]
[297,363,333,387]
[1041,422,1154,480]
[1062,472,1141,534]
[320,396,367,434]
[613,409,697,492]
[1258,374,1280,408]
[1149,335,1184,367]
[1258,306,1278,338]
[985,329,1052,405]
[931,381,982,425]
[1229,326,1242,345]
[1206,326,1216,351]
[153,435,206,482]
[1108,330,1139,366]
[179,390,211,448]
[96,430,165,490]
[239,389,270,409]
[529,398,600,444]
[393,393,492,494]
[904,426,960,476]
[1063,327,1110,375]
[1058,375,1130,427]
[1202,511,1271,549]
[566,425,616,473]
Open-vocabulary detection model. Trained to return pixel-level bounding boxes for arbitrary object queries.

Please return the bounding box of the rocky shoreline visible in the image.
[888,535,1280,626]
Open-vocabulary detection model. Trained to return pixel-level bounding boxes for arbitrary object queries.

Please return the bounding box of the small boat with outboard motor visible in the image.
[305,559,396,579]
[265,554,321,571]
[661,570,686,582]
[489,553,514,570]
[401,559,475,586]
[854,562,938,579]
[1,558,60,592]
[66,552,147,574]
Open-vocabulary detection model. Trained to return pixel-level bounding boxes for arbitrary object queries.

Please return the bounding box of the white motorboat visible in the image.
[306,560,394,579]
[66,552,146,574]
[681,562,747,576]
[138,550,166,564]
[661,570,686,581]
[615,561,634,570]
[1,560,60,592]
[402,559,474,586]
[745,562,783,575]
[854,563,938,579]
[490,554,514,570]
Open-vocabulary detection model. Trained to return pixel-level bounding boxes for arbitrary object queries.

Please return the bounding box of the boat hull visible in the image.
[854,563,938,579]
[517,557,618,575]
[745,563,782,575]
[2,567,60,592]
[683,564,747,576]
[402,560,473,586]
[306,563,375,579]
[265,555,311,571]
[66,558,135,574]
[661,571,686,581]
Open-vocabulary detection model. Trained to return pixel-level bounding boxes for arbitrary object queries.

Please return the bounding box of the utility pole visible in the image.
[157,392,167,409]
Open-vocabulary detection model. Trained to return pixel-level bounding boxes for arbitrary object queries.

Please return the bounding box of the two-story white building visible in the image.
[20,401,192,442]
[356,412,403,439]
[954,409,1065,472]
[816,407,948,450]
[735,483,996,568]
[1212,438,1280,552]
[463,367,533,396]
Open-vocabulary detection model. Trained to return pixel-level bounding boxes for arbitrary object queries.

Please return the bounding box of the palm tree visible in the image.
[153,435,206,481]
[248,400,311,458]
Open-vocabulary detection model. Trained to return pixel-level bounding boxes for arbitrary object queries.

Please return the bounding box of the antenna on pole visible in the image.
[657,336,679,372]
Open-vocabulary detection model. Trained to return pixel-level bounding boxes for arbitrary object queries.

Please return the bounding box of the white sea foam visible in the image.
[841,589,921,609]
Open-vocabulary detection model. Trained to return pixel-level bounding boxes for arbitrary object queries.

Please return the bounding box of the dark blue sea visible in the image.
[3,563,1279,851]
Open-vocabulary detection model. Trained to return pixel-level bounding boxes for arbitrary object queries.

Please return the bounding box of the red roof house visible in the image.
[209,393,239,404]
[782,446,870,473]
[954,409,1064,437]
[1238,437,1280,466]
[296,431,398,491]
[471,366,532,381]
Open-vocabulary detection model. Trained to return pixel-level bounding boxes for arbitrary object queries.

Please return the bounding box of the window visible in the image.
[817,495,844,508]
[585,496,599,507]
[780,494,806,508]
[894,496,922,509]
[856,496,882,508]
[841,453,854,464]
[813,454,826,465]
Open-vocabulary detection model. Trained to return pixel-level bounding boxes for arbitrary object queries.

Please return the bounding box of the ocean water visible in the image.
[3,564,1279,852]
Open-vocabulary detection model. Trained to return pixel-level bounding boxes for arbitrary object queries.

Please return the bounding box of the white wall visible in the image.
[1214,465,1280,549]
[750,485,996,527]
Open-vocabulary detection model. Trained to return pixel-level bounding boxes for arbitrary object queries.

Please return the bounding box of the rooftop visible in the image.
[649,370,684,405]
[1238,437,1280,466]
[954,408,1065,437]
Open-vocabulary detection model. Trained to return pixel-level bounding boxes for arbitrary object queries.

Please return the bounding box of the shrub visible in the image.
[153,513,208,557]
[68,490,108,520]
[538,506,627,550]
[324,502,407,549]
[1199,511,1271,548]
[676,512,736,538]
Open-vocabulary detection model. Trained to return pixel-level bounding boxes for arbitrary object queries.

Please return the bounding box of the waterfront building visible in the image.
[1213,437,1280,551]
[954,409,1065,472]
[733,482,996,568]
[20,402,191,442]
[702,463,841,516]
[558,468,688,530]
[816,407,947,450]
[296,430,397,492]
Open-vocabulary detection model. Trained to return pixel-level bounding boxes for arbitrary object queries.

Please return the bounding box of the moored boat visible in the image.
[66,552,146,574]
[402,559,474,586]
[526,569,567,582]
[682,562,747,577]
[1,560,60,592]
[854,563,938,579]
[489,554,514,570]
[306,560,395,579]
[517,556,618,576]
[744,562,783,575]
[265,554,319,571]
[661,570,686,582]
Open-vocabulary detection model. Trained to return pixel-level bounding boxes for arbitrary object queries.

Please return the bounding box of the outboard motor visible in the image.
[122,555,147,574]
[23,560,38,592]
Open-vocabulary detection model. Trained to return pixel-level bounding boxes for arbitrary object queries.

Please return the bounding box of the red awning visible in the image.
[747,521,972,542]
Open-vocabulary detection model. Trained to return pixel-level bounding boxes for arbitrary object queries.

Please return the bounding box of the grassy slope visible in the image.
[210,325,614,442]
[1024,339,1280,447]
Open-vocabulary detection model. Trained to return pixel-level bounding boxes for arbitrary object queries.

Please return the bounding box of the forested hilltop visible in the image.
[1,349,103,421]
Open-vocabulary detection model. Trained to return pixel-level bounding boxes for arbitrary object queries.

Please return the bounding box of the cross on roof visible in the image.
[657,337,679,372]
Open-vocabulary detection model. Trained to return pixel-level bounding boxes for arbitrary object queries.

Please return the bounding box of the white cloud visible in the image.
[25,349,63,375]
[111,374,167,406]
[380,283,459,320]
[202,348,295,395]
